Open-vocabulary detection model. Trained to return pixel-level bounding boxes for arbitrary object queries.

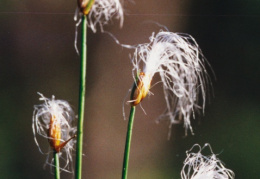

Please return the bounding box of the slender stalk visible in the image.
[122,106,136,179]
[54,151,60,179]
[75,15,87,179]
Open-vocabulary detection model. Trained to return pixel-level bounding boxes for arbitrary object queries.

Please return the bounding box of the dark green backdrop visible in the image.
[0,0,259,178]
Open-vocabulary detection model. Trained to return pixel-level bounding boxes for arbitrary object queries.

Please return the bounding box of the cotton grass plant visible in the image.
[32,93,77,178]
[74,0,125,178]
[181,144,235,179]
[76,0,124,32]
[29,1,236,179]
[75,0,124,53]
[32,0,125,178]
[131,30,211,135]
[122,30,211,179]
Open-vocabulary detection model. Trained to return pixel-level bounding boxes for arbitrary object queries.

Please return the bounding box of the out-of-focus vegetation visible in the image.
[0,0,259,178]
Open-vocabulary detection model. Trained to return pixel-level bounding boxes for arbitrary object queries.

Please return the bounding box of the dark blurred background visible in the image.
[0,0,259,178]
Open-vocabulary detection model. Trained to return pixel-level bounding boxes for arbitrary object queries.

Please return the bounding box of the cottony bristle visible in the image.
[131,30,212,134]
[181,144,235,179]
[76,0,124,32]
[74,0,124,53]
[88,0,124,32]
[32,93,77,172]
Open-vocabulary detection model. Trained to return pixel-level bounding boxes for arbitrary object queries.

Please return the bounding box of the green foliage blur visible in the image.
[0,0,259,178]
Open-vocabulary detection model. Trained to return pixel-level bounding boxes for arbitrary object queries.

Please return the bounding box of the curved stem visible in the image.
[54,152,60,179]
[75,15,87,179]
[122,106,136,179]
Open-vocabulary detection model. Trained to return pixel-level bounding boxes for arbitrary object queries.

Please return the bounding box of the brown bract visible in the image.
[131,72,152,106]
[48,115,75,152]
[48,115,62,152]
[78,0,95,15]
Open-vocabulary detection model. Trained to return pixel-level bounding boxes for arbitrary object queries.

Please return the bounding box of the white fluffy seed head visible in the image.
[181,144,235,179]
[74,0,124,53]
[131,30,212,135]
[87,0,124,32]
[32,92,76,172]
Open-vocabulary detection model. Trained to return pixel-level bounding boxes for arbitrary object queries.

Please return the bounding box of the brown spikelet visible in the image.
[48,115,62,152]
[48,115,76,152]
[78,0,95,15]
[131,72,151,106]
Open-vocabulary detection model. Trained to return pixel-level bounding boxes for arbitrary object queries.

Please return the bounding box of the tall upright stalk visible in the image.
[122,106,136,179]
[54,152,60,179]
[75,14,87,179]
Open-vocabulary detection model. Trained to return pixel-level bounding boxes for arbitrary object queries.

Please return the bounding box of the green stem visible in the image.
[122,106,136,179]
[75,15,87,179]
[54,152,60,179]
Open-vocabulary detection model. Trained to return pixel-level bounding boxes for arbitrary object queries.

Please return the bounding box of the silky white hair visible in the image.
[131,30,212,135]
[181,144,235,179]
[75,0,124,33]
[32,92,76,172]
[88,0,124,32]
[74,0,124,53]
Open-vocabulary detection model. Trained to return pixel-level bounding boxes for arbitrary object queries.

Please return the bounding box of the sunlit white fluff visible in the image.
[131,30,211,135]
[74,0,124,53]
[32,92,76,172]
[75,0,124,33]
[181,144,235,179]
[87,0,124,32]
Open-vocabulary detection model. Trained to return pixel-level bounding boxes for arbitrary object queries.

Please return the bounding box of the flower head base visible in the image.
[130,30,211,135]
[131,72,152,106]
[78,0,96,15]
[32,93,76,171]
[181,144,235,179]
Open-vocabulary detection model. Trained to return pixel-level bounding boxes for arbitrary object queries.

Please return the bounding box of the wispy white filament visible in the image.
[181,144,235,179]
[74,0,124,53]
[88,0,124,32]
[32,93,76,172]
[131,30,211,135]
[75,0,124,33]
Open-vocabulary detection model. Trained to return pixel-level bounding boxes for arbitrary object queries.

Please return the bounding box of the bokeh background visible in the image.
[0,0,259,178]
